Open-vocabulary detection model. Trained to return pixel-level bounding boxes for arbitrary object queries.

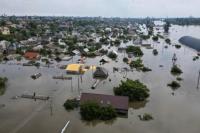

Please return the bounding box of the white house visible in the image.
[0,27,10,35]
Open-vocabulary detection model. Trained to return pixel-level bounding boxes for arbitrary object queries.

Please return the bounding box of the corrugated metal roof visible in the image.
[80,93,129,110]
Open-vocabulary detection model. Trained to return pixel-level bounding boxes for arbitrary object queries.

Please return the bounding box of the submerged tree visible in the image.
[171,65,183,75]
[0,77,8,95]
[114,79,150,101]
[167,81,181,90]
[80,101,117,121]
[126,46,143,57]
[63,99,79,111]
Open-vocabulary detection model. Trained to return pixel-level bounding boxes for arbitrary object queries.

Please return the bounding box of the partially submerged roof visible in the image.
[93,67,108,78]
[80,93,129,111]
[24,51,40,60]
[66,64,83,72]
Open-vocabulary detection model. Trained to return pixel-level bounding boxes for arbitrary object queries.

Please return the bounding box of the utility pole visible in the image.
[197,70,200,89]
[172,53,177,66]
[70,78,73,91]
[78,74,80,95]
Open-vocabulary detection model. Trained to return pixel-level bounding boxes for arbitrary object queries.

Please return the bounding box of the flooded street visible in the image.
[0,25,200,133]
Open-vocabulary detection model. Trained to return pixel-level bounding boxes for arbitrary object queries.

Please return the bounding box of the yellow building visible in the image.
[66,64,84,74]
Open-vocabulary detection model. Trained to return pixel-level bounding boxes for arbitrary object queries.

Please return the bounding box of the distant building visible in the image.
[80,93,129,115]
[24,51,40,60]
[0,40,10,54]
[0,27,10,35]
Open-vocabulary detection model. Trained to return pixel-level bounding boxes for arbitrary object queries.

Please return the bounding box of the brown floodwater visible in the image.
[0,25,200,133]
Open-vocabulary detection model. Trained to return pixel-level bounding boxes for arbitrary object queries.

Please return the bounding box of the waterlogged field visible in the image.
[0,25,200,133]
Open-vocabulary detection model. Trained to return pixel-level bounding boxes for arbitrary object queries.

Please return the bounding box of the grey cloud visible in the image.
[0,0,199,17]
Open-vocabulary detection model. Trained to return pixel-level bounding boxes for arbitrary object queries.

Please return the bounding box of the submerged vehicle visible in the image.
[31,73,42,79]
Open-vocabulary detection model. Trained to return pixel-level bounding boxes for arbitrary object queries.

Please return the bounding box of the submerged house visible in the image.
[93,67,108,78]
[80,93,129,115]
[66,64,84,74]
[24,51,40,60]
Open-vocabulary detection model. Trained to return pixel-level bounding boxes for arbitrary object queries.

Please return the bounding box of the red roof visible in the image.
[80,93,129,111]
[24,52,39,60]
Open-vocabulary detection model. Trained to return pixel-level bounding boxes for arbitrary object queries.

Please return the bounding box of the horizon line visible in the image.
[0,14,200,19]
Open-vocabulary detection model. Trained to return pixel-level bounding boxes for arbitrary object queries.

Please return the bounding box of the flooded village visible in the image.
[0,16,200,133]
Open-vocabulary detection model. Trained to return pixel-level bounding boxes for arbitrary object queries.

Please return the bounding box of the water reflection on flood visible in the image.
[0,25,200,133]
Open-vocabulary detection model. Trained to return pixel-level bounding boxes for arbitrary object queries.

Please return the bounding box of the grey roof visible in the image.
[179,36,200,51]
[93,67,108,78]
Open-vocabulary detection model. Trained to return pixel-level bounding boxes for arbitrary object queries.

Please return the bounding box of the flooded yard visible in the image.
[0,25,200,133]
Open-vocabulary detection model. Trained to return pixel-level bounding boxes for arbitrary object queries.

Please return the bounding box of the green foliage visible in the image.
[138,113,153,121]
[63,99,79,111]
[176,77,183,81]
[114,79,150,101]
[142,66,152,72]
[39,48,51,56]
[193,56,199,61]
[157,34,164,39]
[99,37,109,45]
[152,36,158,41]
[152,49,158,55]
[114,39,121,46]
[55,56,62,62]
[0,77,8,95]
[175,44,181,49]
[123,57,128,63]
[126,46,143,57]
[165,18,200,26]
[165,38,171,44]
[85,52,96,58]
[0,34,14,42]
[167,81,181,90]
[107,52,117,60]
[140,34,150,40]
[99,49,108,55]
[16,47,24,55]
[130,58,144,69]
[80,101,117,121]
[16,56,22,61]
[171,65,183,75]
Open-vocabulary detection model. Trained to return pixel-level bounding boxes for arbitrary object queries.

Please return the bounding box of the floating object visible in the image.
[159,65,164,67]
[91,79,101,89]
[21,94,49,100]
[23,63,33,66]
[52,76,72,80]
[61,121,70,133]
[113,67,119,72]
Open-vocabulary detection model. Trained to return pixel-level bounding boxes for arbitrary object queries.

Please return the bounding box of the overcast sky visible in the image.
[0,0,199,17]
